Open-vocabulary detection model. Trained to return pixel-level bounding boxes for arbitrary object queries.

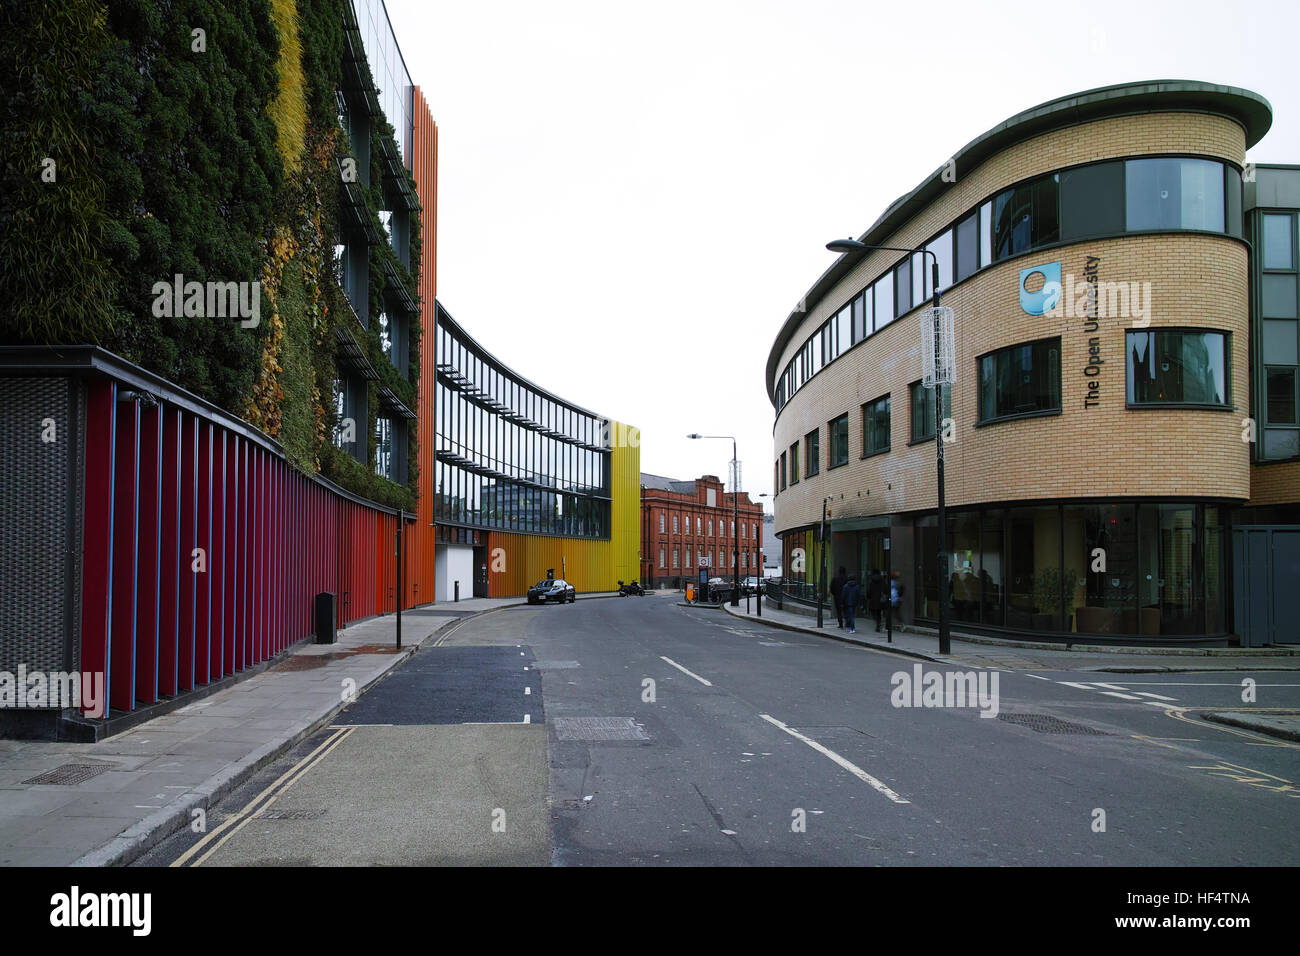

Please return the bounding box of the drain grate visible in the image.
[553,716,650,741]
[997,713,1112,735]
[22,762,114,785]
[258,808,327,820]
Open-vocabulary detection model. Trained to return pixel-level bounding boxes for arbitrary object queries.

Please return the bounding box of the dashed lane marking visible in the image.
[759,713,909,805]
[660,656,713,687]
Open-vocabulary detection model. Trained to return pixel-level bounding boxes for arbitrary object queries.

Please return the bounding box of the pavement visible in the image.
[0,593,607,867]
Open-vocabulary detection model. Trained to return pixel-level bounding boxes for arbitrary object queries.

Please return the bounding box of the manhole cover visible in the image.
[533,660,581,669]
[22,762,114,785]
[996,713,1111,735]
[258,808,327,820]
[553,717,650,741]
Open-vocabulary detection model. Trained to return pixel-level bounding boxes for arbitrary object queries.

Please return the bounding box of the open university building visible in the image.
[768,81,1298,646]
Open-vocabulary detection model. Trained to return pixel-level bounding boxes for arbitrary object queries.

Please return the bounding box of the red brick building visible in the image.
[640,474,764,589]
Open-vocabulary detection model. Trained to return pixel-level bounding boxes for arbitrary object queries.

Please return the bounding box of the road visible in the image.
[139,594,1300,866]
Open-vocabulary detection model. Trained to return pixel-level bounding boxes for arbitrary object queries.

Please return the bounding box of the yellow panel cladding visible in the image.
[484,420,640,596]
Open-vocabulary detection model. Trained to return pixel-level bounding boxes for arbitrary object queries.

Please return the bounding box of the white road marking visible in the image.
[523,714,531,724]
[759,713,909,804]
[1058,681,1095,689]
[1091,683,1130,690]
[1024,674,1052,680]
[1136,692,1178,701]
[660,656,713,686]
[1099,691,1143,700]
[525,687,531,695]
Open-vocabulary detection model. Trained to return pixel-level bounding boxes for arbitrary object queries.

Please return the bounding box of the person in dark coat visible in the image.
[841,575,862,633]
[867,570,885,632]
[829,566,847,628]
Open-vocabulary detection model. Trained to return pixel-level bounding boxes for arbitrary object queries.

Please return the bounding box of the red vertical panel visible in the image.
[80,380,115,716]
[246,444,257,667]
[226,436,240,676]
[159,407,181,698]
[255,447,265,663]
[178,414,197,692]
[135,405,162,704]
[196,423,213,686]
[261,450,270,661]
[212,429,227,682]
[110,399,140,712]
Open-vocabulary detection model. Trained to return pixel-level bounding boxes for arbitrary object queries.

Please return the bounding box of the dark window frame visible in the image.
[1125,327,1233,410]
[804,428,820,477]
[976,336,1063,426]
[828,413,850,469]
[861,393,891,458]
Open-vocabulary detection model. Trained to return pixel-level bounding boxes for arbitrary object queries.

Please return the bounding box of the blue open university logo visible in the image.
[1019,261,1062,315]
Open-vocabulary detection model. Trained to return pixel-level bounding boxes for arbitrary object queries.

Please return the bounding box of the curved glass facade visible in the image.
[434,308,611,537]
[774,156,1244,416]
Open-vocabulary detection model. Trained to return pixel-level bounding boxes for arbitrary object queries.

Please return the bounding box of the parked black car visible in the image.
[527,578,576,604]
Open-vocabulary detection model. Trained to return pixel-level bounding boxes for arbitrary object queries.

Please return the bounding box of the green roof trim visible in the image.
[766,80,1273,401]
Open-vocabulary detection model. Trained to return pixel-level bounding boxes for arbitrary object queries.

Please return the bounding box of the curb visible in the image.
[898,624,1300,657]
[1200,711,1300,743]
[71,606,500,868]
[721,604,944,663]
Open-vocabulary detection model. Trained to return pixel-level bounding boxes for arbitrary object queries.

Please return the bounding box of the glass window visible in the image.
[912,251,926,304]
[909,381,949,442]
[805,428,820,477]
[1125,158,1224,232]
[852,292,867,343]
[1263,214,1293,270]
[955,212,978,283]
[836,306,851,358]
[928,232,953,292]
[979,200,993,268]
[895,259,911,317]
[874,276,894,330]
[1138,503,1200,636]
[1059,161,1124,240]
[1126,330,1229,406]
[978,338,1061,422]
[829,413,849,467]
[1264,429,1300,459]
[780,452,787,490]
[992,174,1058,260]
[789,442,799,484]
[1263,320,1298,365]
[1006,505,1063,631]
[1263,275,1298,318]
[862,395,890,456]
[1266,368,1297,424]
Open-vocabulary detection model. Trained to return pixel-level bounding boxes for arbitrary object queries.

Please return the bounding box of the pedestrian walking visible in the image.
[830,566,847,628]
[867,569,885,632]
[890,571,905,622]
[841,574,861,633]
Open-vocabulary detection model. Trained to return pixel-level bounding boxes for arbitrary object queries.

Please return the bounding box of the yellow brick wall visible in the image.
[771,112,1251,535]
[1249,460,1300,507]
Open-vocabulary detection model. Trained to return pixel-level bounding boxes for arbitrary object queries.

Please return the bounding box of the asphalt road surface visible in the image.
[140,594,1300,866]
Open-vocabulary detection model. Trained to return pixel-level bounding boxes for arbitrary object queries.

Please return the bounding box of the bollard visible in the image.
[454,580,460,602]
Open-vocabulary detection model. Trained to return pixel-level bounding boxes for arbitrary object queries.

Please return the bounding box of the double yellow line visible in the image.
[171,726,355,867]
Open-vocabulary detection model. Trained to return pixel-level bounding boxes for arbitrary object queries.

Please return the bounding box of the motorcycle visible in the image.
[617,580,645,596]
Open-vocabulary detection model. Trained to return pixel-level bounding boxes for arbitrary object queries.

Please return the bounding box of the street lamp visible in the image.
[687,433,740,606]
[753,492,769,617]
[825,238,952,655]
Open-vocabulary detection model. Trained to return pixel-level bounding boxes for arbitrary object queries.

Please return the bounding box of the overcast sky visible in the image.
[384,0,1300,511]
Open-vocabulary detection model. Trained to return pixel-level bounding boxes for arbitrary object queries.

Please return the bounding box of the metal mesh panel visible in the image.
[0,378,73,683]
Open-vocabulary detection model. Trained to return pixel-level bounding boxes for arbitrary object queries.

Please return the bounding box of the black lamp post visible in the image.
[825,239,951,655]
[687,433,741,606]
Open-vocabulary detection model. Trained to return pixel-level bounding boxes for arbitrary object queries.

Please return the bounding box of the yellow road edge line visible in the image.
[171,726,352,867]
[189,727,355,867]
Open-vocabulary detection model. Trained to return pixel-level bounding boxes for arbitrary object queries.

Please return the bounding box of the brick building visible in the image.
[767,80,1299,646]
[640,474,764,589]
